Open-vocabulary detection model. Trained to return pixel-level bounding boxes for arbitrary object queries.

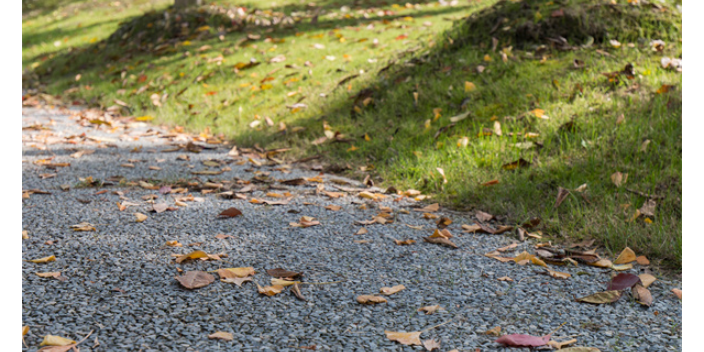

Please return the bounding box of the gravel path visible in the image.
[22,106,682,351]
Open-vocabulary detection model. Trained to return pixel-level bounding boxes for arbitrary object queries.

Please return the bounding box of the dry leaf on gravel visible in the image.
[357,295,387,304]
[271,278,301,287]
[29,255,56,264]
[496,334,549,347]
[208,331,234,341]
[385,331,422,346]
[587,258,613,268]
[672,288,682,300]
[497,276,514,282]
[546,269,571,279]
[462,224,482,233]
[485,326,501,336]
[476,211,494,222]
[266,268,303,279]
[218,207,243,218]
[422,339,441,351]
[632,284,653,306]
[607,273,641,291]
[417,305,443,314]
[395,239,416,245]
[23,230,29,239]
[355,228,368,235]
[436,217,452,228]
[70,222,96,231]
[576,291,622,304]
[152,203,168,213]
[36,272,64,280]
[639,274,657,288]
[217,267,256,279]
[39,335,77,346]
[175,271,215,289]
[222,277,252,286]
[423,236,458,248]
[290,216,320,228]
[497,243,518,252]
[414,203,439,212]
[636,256,650,265]
[614,247,636,264]
[175,250,209,263]
[215,234,235,239]
[380,285,406,295]
[164,241,182,247]
[134,213,148,222]
[548,338,577,349]
[325,205,342,211]
[256,283,284,296]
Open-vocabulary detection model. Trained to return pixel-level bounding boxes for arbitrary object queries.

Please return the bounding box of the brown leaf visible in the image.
[672,288,682,300]
[610,172,627,187]
[290,216,320,228]
[414,203,440,212]
[208,331,234,341]
[636,256,650,265]
[385,331,422,346]
[380,285,406,295]
[395,239,416,245]
[436,217,452,228]
[548,338,577,349]
[423,236,458,248]
[555,187,570,208]
[638,274,657,288]
[476,211,494,222]
[632,284,653,306]
[422,339,441,351]
[355,227,368,235]
[462,224,482,233]
[417,305,442,314]
[221,276,252,287]
[175,271,215,289]
[256,283,284,296]
[497,243,518,252]
[134,213,148,222]
[23,230,29,239]
[485,326,501,336]
[546,269,571,279]
[215,234,235,239]
[267,268,303,279]
[325,205,342,211]
[218,207,243,217]
[497,276,514,282]
[70,222,96,231]
[217,267,256,279]
[152,203,168,213]
[35,272,63,280]
[357,295,387,304]
[28,255,56,264]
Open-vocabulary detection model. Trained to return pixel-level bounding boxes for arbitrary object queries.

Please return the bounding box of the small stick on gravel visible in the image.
[421,318,456,333]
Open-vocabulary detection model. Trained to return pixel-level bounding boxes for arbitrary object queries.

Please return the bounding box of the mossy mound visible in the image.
[452,0,681,49]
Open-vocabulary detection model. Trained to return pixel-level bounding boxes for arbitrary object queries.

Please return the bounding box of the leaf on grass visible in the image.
[29,255,56,264]
[502,158,530,171]
[672,288,682,300]
[357,295,387,304]
[175,271,215,289]
[414,203,440,212]
[632,284,653,306]
[39,335,77,347]
[208,331,234,341]
[610,172,627,187]
[218,207,243,218]
[614,247,636,264]
[175,250,208,263]
[607,273,641,291]
[134,213,148,222]
[385,331,422,346]
[555,187,570,208]
[639,199,657,217]
[417,305,442,314]
[380,285,406,295]
[576,290,622,304]
[496,334,549,347]
[485,326,501,336]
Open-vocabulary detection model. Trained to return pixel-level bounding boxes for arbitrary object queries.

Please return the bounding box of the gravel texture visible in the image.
[22,107,682,351]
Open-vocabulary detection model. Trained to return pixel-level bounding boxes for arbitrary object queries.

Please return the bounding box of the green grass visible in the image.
[23,0,682,268]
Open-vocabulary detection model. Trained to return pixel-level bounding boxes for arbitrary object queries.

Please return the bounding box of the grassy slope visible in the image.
[23,0,682,268]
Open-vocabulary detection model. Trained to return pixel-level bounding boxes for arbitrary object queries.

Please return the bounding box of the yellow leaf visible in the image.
[465,81,476,93]
[39,335,76,346]
[28,255,56,264]
[23,325,29,336]
[134,213,148,222]
[135,116,154,121]
[175,250,208,263]
[547,269,571,279]
[217,267,256,279]
[22,230,29,239]
[531,109,546,119]
[257,283,284,296]
[164,241,182,247]
[271,278,301,287]
[35,272,62,279]
[483,54,492,62]
[611,263,633,271]
[614,247,636,264]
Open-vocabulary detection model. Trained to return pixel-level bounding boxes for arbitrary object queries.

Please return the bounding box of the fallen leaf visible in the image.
[221,276,252,286]
[325,205,342,211]
[587,258,612,268]
[502,158,530,171]
[175,250,208,263]
[497,243,518,252]
[385,331,422,346]
[164,241,182,247]
[632,284,653,306]
[175,271,215,289]
[497,276,514,282]
[23,230,29,239]
[70,222,96,231]
[576,290,622,304]
[23,325,29,336]
[134,213,148,222]
[423,339,441,351]
[614,247,636,264]
[39,335,76,346]
[546,269,571,279]
[215,234,235,239]
[639,274,657,288]
[636,256,650,265]
[414,203,440,212]
[380,285,406,295]
[355,227,368,235]
[560,348,602,352]
[217,267,256,279]
[271,278,302,287]
[462,224,482,233]
[485,326,501,336]
[610,172,627,187]
[423,236,458,248]
[395,239,416,245]
[290,216,320,228]
[496,334,549,347]
[208,331,234,341]
[29,255,56,264]
[639,199,657,217]
[152,203,168,213]
[357,295,387,304]
[476,211,494,222]
[607,273,641,290]
[35,272,63,280]
[672,288,682,300]
[267,268,303,279]
[256,283,284,296]
[417,305,442,314]
[548,338,577,349]
[555,187,570,208]
[218,207,243,218]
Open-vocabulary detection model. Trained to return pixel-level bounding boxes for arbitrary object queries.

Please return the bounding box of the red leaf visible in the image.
[495,334,550,347]
[218,207,243,218]
[607,273,641,291]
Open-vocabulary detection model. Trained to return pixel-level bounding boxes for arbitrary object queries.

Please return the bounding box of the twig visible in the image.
[421,318,455,333]
[548,322,567,336]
